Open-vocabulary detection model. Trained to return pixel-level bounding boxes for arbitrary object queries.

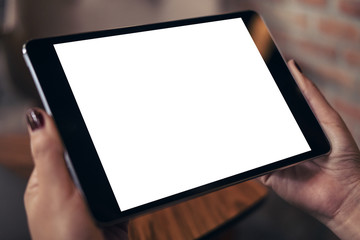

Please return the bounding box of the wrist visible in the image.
[322,185,360,240]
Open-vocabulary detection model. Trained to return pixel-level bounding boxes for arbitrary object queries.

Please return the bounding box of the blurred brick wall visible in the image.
[221,0,360,146]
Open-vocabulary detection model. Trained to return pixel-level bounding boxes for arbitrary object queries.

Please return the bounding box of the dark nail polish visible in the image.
[294,61,303,73]
[26,109,44,131]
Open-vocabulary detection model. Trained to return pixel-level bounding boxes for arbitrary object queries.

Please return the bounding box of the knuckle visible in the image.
[31,135,63,161]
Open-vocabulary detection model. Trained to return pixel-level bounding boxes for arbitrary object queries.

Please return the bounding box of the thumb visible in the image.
[288,60,357,152]
[26,108,74,194]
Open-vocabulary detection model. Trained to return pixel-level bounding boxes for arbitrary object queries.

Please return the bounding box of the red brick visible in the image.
[278,12,308,30]
[305,62,355,87]
[270,30,291,45]
[343,49,360,67]
[339,0,360,18]
[318,65,355,87]
[219,0,254,11]
[294,39,337,59]
[318,18,359,41]
[333,99,360,122]
[297,0,327,6]
[332,111,360,146]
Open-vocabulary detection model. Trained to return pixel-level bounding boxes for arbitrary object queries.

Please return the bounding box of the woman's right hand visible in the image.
[260,60,360,240]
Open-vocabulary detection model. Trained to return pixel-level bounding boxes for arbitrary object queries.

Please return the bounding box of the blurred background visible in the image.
[0,0,359,239]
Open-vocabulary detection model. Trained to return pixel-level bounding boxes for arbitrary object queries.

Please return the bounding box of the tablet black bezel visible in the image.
[23,10,330,224]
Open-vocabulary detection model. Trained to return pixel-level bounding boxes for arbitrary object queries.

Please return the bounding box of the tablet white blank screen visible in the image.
[54,18,310,211]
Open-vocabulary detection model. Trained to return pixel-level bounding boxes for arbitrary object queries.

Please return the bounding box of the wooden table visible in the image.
[129,180,267,240]
[0,134,267,239]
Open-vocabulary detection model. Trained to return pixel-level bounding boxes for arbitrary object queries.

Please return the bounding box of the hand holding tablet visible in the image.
[24,60,360,240]
[23,11,330,224]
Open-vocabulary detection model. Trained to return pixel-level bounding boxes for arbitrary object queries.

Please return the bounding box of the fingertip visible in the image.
[26,108,61,159]
[26,108,61,142]
[292,59,303,73]
[26,108,45,132]
[288,59,312,93]
[25,108,72,190]
[288,59,304,78]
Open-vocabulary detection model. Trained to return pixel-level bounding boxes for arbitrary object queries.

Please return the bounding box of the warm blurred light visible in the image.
[248,14,274,61]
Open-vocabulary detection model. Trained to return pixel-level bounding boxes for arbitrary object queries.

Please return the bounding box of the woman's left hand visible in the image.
[25,108,128,240]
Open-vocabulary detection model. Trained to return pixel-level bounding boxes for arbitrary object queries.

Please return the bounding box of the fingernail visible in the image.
[294,60,303,73]
[26,109,44,131]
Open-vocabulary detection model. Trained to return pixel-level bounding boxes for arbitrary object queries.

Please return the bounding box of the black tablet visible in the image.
[23,11,330,224]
